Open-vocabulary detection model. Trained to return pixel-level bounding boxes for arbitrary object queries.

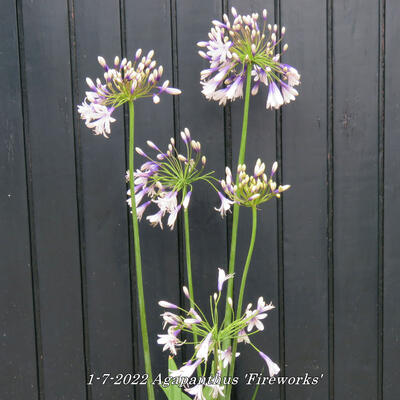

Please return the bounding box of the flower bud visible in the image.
[228,297,233,308]
[278,184,291,192]
[98,56,107,68]
[183,286,190,299]
[158,301,178,309]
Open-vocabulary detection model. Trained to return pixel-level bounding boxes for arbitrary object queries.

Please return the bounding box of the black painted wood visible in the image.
[1,0,398,399]
[73,1,134,399]
[18,0,87,398]
[384,1,399,400]
[0,2,38,399]
[281,1,329,400]
[333,0,379,399]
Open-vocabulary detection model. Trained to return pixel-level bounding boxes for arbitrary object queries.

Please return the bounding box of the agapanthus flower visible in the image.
[157,268,279,386]
[259,351,280,377]
[216,160,290,216]
[207,383,225,399]
[245,297,275,332]
[238,329,250,344]
[217,268,234,292]
[198,8,300,108]
[196,332,213,361]
[78,52,181,137]
[185,384,206,400]
[218,346,240,369]
[157,327,183,356]
[170,359,202,378]
[126,129,216,229]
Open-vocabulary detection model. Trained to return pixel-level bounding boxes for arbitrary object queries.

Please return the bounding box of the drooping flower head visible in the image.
[126,129,216,229]
[216,160,290,216]
[198,8,300,108]
[78,52,181,137]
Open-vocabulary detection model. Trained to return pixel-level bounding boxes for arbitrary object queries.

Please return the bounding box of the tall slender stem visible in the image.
[226,206,258,400]
[182,185,200,375]
[182,186,195,309]
[128,101,155,400]
[223,66,253,336]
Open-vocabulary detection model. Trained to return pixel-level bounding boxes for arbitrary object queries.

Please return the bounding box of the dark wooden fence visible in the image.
[1,0,399,399]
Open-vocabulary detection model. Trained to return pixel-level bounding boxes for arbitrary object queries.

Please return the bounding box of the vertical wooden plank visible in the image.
[19,0,86,398]
[333,1,379,399]
[176,0,228,334]
[73,1,134,399]
[0,2,38,399]
[228,2,279,400]
[384,1,400,399]
[281,1,329,399]
[124,0,181,396]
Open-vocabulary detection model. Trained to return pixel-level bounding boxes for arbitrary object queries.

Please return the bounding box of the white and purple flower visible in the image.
[259,351,280,377]
[198,8,300,109]
[126,130,215,229]
[78,53,180,137]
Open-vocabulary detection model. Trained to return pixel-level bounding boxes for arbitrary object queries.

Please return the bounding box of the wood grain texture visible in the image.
[0,2,38,398]
[333,0,379,399]
[281,1,329,399]
[73,0,133,398]
[1,1,398,399]
[383,1,400,399]
[18,0,87,398]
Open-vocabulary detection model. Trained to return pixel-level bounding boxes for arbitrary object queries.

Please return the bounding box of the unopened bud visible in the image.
[147,49,155,59]
[98,56,107,68]
[183,286,190,299]
[178,154,187,163]
[228,297,233,308]
[158,301,178,309]
[278,184,291,192]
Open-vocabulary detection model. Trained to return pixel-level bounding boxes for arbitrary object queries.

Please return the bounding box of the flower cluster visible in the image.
[198,7,300,109]
[157,268,279,399]
[216,160,290,216]
[127,129,215,229]
[78,52,181,137]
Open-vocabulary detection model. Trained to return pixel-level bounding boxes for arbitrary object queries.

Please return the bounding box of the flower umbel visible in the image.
[78,52,181,137]
[157,268,280,395]
[126,129,216,229]
[217,160,290,216]
[198,7,300,108]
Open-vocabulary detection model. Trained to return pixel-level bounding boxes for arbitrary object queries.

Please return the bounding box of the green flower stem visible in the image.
[128,101,155,400]
[223,65,253,342]
[182,185,200,375]
[226,206,258,400]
